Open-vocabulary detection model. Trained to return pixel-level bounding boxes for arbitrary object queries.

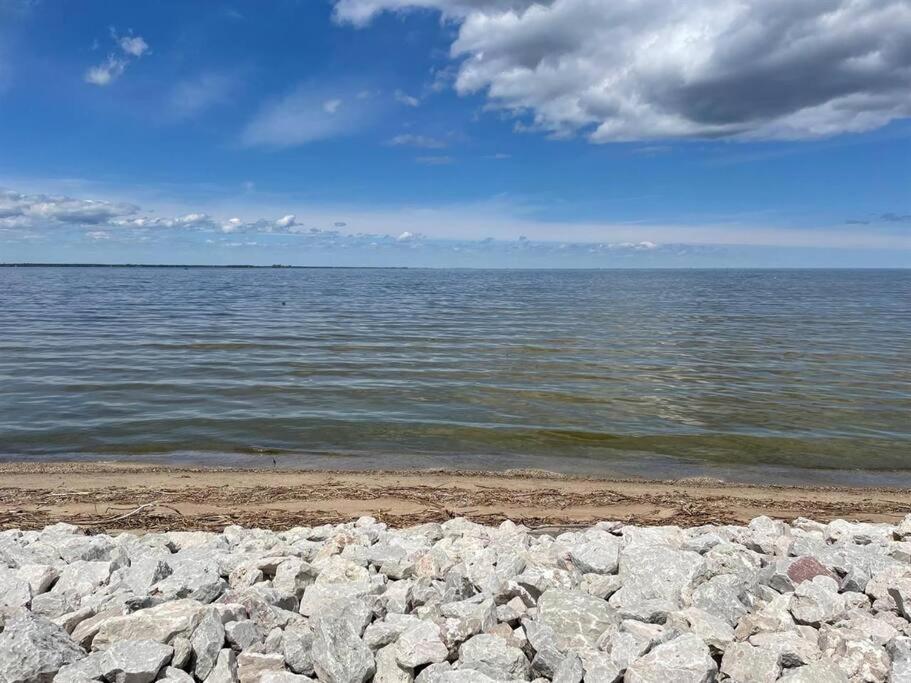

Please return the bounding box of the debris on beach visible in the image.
[2,516,911,682]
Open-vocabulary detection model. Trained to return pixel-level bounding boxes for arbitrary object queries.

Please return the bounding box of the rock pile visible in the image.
[2,515,911,682]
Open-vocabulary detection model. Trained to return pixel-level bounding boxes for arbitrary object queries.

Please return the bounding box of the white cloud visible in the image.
[117,35,148,57]
[85,28,150,87]
[335,0,911,141]
[241,87,370,147]
[387,133,447,148]
[394,89,420,107]
[275,214,297,228]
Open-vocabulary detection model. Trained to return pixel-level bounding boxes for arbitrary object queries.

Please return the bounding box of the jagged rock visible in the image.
[394,620,448,668]
[192,609,226,679]
[227,619,265,651]
[205,649,239,683]
[551,654,583,683]
[93,599,207,649]
[311,598,375,683]
[0,611,86,683]
[689,574,749,626]
[100,640,174,683]
[777,661,849,682]
[16,564,58,596]
[237,652,285,683]
[567,531,620,575]
[458,633,530,680]
[624,634,717,683]
[53,561,113,598]
[153,559,226,604]
[576,649,622,683]
[720,642,781,682]
[536,589,619,650]
[374,644,413,683]
[171,636,193,670]
[160,666,196,683]
[747,631,821,667]
[790,576,845,626]
[415,662,453,683]
[0,568,31,609]
[609,546,705,622]
[888,636,911,682]
[125,557,172,594]
[666,607,734,653]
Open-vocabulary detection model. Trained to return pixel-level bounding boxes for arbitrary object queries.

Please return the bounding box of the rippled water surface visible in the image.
[1,267,909,483]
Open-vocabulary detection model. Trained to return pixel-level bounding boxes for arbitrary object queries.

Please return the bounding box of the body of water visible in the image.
[1,267,909,484]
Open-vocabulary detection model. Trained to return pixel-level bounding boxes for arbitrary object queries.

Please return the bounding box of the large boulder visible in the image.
[624,634,717,683]
[92,599,208,649]
[536,589,619,650]
[0,611,86,683]
[310,599,375,683]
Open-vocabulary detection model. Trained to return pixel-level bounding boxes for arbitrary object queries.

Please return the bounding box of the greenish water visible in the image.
[1,267,909,484]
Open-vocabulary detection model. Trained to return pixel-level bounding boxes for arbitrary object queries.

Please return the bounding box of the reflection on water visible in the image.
[0,267,909,482]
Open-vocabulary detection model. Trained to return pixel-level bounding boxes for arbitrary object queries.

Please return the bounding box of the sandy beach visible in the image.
[2,461,909,533]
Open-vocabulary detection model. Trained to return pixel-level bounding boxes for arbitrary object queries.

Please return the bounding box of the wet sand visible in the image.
[1,461,909,533]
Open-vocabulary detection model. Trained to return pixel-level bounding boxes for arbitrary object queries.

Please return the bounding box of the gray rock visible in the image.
[99,640,174,683]
[53,561,113,598]
[576,649,622,683]
[93,599,207,649]
[536,589,619,650]
[568,531,621,575]
[689,574,750,626]
[125,557,171,594]
[0,612,86,683]
[889,636,911,683]
[776,661,849,682]
[0,568,34,609]
[16,563,58,595]
[259,673,316,683]
[204,649,239,683]
[227,619,265,651]
[552,654,583,683]
[192,609,227,679]
[171,636,193,670]
[665,608,734,654]
[237,652,284,683]
[283,621,315,675]
[395,620,448,668]
[790,576,845,626]
[458,633,530,680]
[624,634,717,683]
[609,546,705,622]
[374,644,413,683]
[311,599,375,683]
[160,667,196,683]
[415,662,453,683]
[748,631,821,667]
[719,642,781,683]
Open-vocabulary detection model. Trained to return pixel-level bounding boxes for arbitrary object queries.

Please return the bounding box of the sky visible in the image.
[0,0,909,267]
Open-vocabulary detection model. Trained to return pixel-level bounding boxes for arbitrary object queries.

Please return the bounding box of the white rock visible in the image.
[395,620,448,668]
[0,611,86,683]
[92,599,207,649]
[192,609,227,679]
[790,576,845,626]
[719,642,780,683]
[237,652,285,683]
[374,644,413,683]
[204,649,239,683]
[458,633,530,680]
[624,634,717,683]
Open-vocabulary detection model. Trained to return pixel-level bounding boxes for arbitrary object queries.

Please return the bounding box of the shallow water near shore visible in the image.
[1,266,909,483]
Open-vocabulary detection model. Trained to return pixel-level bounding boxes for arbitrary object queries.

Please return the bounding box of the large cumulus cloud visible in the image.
[335,0,911,140]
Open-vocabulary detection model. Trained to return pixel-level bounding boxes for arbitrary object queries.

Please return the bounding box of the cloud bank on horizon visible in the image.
[334,0,911,141]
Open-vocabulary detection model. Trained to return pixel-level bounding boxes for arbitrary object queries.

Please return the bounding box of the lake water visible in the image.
[1,267,909,485]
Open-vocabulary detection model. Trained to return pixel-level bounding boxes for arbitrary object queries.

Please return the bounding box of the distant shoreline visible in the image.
[1,263,908,270]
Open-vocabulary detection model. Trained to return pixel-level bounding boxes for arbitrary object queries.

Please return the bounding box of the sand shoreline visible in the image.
[1,461,909,533]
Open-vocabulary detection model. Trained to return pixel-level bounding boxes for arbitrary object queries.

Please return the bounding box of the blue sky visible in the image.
[0,0,909,266]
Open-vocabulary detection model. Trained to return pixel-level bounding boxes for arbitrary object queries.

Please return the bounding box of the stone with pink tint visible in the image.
[787,557,837,586]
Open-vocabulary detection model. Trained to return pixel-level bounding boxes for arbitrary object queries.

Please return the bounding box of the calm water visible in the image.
[1,267,910,485]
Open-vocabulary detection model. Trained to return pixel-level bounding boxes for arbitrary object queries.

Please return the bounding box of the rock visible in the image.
[568,531,621,575]
[536,589,619,650]
[154,559,226,604]
[719,642,781,683]
[0,569,33,609]
[777,661,849,682]
[790,576,845,626]
[624,634,717,683]
[283,621,315,675]
[311,599,375,683]
[192,609,227,679]
[889,636,911,682]
[748,631,821,667]
[609,546,705,622]
[205,649,239,683]
[259,673,316,683]
[689,574,749,626]
[93,599,207,649]
[0,611,86,683]
[125,557,172,594]
[458,633,530,680]
[160,666,196,683]
[395,620,448,668]
[374,644,413,683]
[576,649,622,683]
[665,608,734,653]
[820,625,890,682]
[171,636,193,670]
[786,557,837,586]
[415,662,453,683]
[552,654,583,683]
[16,564,58,595]
[98,640,174,683]
[227,619,265,651]
[237,652,285,683]
[53,560,113,598]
